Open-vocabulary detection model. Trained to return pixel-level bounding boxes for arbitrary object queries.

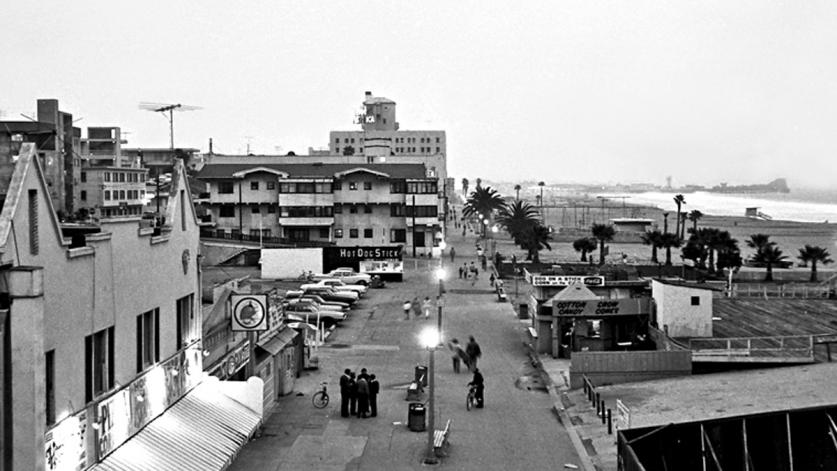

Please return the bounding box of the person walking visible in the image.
[458,265,464,279]
[489,273,496,287]
[422,296,432,319]
[412,296,422,319]
[448,338,466,373]
[449,246,456,263]
[463,263,470,279]
[403,299,412,320]
[339,369,351,417]
[356,375,370,418]
[369,374,380,417]
[348,371,358,417]
[466,336,482,371]
[469,368,485,408]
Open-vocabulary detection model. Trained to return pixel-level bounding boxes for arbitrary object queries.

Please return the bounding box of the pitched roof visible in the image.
[195,162,428,180]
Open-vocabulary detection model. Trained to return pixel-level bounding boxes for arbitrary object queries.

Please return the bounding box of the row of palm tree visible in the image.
[462,184,833,281]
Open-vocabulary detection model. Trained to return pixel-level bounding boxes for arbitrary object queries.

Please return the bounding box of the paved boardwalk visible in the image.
[229,229,582,470]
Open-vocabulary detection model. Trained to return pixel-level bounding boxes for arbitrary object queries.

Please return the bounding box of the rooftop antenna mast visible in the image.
[138,102,202,150]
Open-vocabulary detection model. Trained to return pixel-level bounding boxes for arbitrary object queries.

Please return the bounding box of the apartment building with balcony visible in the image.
[195,162,443,251]
[0,144,260,470]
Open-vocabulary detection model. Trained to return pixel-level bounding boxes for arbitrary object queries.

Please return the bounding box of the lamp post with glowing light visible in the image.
[419,327,441,465]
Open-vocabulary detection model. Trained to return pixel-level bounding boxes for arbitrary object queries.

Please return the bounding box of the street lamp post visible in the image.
[435,267,445,335]
[419,327,440,465]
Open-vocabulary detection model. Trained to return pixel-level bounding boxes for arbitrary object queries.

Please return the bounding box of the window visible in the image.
[349,205,358,214]
[218,181,234,194]
[104,172,111,182]
[364,205,372,214]
[136,309,160,372]
[349,182,358,191]
[436,147,440,153]
[281,206,334,217]
[278,182,333,193]
[219,206,235,218]
[80,190,87,201]
[436,137,440,143]
[80,172,87,183]
[104,190,110,200]
[85,327,114,402]
[691,296,700,306]
[390,204,406,217]
[335,147,340,154]
[251,181,259,190]
[333,204,342,214]
[45,349,55,426]
[266,181,275,190]
[407,181,438,194]
[349,228,359,238]
[267,205,276,214]
[406,206,438,217]
[176,294,196,349]
[335,228,343,238]
[333,181,342,191]
[390,229,406,243]
[119,190,126,200]
[251,205,260,214]
[364,181,372,190]
[29,189,38,255]
[319,228,329,238]
[390,180,406,193]
[364,228,373,238]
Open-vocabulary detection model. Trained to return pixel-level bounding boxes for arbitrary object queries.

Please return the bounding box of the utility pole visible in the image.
[412,194,417,257]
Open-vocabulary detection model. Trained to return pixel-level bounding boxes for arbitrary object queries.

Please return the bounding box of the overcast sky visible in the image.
[3,0,836,189]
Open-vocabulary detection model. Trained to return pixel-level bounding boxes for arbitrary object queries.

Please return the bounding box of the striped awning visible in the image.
[90,381,261,471]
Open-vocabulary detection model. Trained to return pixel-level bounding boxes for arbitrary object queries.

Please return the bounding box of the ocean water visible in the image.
[598,190,837,223]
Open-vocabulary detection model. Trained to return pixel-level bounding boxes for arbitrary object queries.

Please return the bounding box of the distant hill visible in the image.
[710,178,790,194]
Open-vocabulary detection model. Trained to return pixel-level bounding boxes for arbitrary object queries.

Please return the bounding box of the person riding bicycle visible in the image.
[468,368,485,408]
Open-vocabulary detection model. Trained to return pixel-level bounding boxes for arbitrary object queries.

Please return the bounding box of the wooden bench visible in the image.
[433,419,452,457]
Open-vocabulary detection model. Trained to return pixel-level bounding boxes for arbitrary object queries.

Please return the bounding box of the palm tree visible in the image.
[462,186,505,235]
[591,223,615,265]
[662,212,670,234]
[687,210,703,234]
[754,244,787,282]
[538,181,545,216]
[519,223,552,263]
[514,184,521,201]
[798,245,833,282]
[476,178,482,189]
[746,234,772,254]
[572,237,598,262]
[659,233,682,266]
[496,200,539,245]
[673,194,686,238]
[461,178,469,196]
[640,230,663,263]
[679,213,688,239]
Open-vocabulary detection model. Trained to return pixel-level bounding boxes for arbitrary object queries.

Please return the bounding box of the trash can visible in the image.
[414,365,428,388]
[408,402,426,432]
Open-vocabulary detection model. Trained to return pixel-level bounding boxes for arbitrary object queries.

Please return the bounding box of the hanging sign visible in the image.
[231,293,269,332]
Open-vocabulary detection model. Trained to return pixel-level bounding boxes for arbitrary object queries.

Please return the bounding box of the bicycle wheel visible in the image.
[466,392,473,411]
[312,391,329,409]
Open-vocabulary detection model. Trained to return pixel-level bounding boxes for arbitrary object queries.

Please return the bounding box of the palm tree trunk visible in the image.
[665,246,672,266]
[581,251,587,262]
[599,240,605,265]
[651,246,658,263]
[765,263,773,282]
[811,261,818,282]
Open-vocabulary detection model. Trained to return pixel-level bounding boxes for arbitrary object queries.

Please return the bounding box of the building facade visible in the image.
[196,163,443,252]
[0,143,213,470]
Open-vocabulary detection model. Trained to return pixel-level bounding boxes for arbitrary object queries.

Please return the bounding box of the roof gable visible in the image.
[333,168,391,179]
[550,283,599,302]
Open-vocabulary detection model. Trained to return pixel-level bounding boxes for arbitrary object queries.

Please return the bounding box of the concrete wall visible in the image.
[260,248,323,279]
[652,280,713,338]
[569,350,692,389]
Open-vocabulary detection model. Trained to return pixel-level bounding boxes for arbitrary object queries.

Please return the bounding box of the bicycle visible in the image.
[312,382,329,408]
[297,270,314,281]
[465,384,477,411]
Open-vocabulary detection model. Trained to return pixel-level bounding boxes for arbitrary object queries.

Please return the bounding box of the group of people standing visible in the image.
[402,296,434,320]
[339,368,380,419]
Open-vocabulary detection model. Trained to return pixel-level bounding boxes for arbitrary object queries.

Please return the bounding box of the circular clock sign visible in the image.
[231,294,269,331]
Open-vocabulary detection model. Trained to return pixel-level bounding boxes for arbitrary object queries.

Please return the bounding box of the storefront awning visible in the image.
[256,328,298,361]
[89,380,261,471]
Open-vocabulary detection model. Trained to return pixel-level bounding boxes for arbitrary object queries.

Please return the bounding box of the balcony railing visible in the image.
[200,229,335,248]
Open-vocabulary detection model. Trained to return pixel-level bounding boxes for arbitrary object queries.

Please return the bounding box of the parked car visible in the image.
[301,278,367,297]
[284,291,351,311]
[302,286,359,305]
[282,303,346,326]
[313,268,372,286]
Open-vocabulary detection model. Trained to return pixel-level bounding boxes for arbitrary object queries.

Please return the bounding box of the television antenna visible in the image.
[138,102,202,150]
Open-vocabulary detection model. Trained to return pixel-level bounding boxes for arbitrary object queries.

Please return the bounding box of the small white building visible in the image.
[651,279,715,338]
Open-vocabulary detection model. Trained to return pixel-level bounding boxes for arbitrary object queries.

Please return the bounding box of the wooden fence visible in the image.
[569,350,692,389]
[689,335,814,363]
[731,283,832,299]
